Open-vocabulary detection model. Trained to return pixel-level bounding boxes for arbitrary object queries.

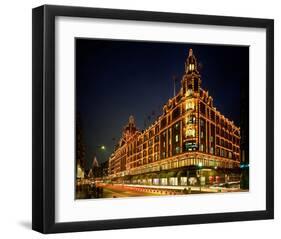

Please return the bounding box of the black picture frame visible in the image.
[32,4,274,234]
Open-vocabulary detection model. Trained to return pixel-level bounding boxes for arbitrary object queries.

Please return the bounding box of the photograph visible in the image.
[75,39,249,200]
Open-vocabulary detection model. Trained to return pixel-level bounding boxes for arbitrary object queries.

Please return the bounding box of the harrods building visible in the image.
[108,49,241,186]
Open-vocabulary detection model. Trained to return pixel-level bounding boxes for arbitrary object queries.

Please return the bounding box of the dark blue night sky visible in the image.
[76,39,249,167]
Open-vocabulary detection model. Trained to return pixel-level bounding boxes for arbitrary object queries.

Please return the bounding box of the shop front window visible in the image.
[160,178,168,186]
[169,177,178,186]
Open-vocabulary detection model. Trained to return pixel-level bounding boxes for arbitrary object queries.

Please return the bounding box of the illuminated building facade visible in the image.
[108,49,241,186]
[76,114,86,179]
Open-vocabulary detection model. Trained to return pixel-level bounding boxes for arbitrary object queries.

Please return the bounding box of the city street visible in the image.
[76,184,164,199]
[102,184,162,198]
[76,182,244,199]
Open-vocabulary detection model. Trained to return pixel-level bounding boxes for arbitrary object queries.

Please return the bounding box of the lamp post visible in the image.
[198,162,203,192]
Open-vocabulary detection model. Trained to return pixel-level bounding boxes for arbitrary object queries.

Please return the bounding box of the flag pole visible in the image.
[173,75,176,97]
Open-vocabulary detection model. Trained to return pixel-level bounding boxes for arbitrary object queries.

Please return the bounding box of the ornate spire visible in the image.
[185,48,198,74]
[189,48,193,57]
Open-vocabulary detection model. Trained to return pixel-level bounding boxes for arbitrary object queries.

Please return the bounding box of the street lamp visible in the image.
[95,144,106,151]
[198,162,203,192]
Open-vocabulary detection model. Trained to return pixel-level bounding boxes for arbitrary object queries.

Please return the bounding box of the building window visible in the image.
[200,144,204,152]
[210,147,214,154]
[160,118,167,129]
[144,135,148,141]
[154,135,159,142]
[200,131,204,139]
[160,178,168,186]
[186,115,196,124]
[175,134,179,142]
[216,115,220,124]
[189,64,195,71]
[192,116,196,124]
[155,145,159,152]
[216,148,220,156]
[211,110,215,121]
[184,141,197,152]
[186,89,193,96]
[155,126,159,133]
[172,107,180,120]
[169,177,178,186]
[200,119,205,127]
[200,102,206,115]
[175,146,180,154]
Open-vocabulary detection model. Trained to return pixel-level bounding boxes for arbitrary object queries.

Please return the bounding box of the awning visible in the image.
[132,175,140,180]
[159,171,168,178]
[123,175,132,180]
[139,174,146,179]
[140,173,156,179]
[177,170,187,177]
[166,171,177,178]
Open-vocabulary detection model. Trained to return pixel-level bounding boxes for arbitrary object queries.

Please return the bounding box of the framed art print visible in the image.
[32,5,274,233]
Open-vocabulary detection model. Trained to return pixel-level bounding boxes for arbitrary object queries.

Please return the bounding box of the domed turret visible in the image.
[123,115,137,139]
